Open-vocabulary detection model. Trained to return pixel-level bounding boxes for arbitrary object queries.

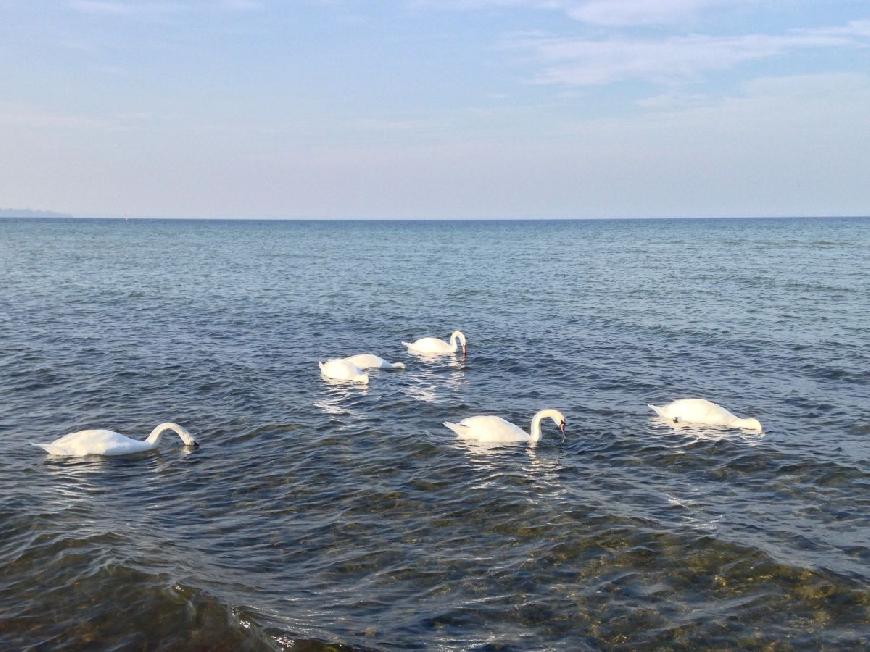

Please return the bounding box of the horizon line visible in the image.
[2,214,869,222]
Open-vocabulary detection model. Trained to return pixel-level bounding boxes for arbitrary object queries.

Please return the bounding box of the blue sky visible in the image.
[1,0,869,218]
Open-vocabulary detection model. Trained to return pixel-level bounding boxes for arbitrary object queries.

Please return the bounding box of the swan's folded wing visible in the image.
[454,415,526,442]
[443,421,469,436]
[648,404,666,418]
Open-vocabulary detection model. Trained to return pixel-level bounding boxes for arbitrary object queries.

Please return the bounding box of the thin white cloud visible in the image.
[0,102,161,131]
[69,1,186,16]
[795,19,870,39]
[352,117,434,132]
[629,72,870,122]
[417,0,742,26]
[508,22,870,86]
[68,0,264,18]
[69,1,132,15]
[565,0,726,26]
[219,0,263,10]
[0,102,109,129]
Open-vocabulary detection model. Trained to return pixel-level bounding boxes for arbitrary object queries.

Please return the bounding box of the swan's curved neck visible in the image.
[530,412,546,444]
[529,409,561,445]
[449,331,466,353]
[146,422,194,446]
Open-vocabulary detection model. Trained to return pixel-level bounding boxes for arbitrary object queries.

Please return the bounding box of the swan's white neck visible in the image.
[449,331,466,353]
[529,409,564,445]
[145,422,196,446]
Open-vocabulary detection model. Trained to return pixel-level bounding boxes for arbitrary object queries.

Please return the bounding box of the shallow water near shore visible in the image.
[1,217,868,650]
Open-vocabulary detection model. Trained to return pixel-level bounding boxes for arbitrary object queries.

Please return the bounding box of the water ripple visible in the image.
[1,217,868,650]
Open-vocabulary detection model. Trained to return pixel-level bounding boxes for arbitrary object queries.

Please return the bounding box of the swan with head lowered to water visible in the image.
[35,422,198,457]
[319,358,369,384]
[648,399,762,431]
[403,330,467,357]
[343,353,405,370]
[444,409,566,446]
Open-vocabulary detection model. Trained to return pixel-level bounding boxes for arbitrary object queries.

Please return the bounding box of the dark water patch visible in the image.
[1,566,271,651]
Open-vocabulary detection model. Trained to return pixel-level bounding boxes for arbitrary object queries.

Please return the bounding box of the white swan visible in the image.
[35,422,198,457]
[343,353,405,370]
[648,399,762,431]
[444,409,566,446]
[403,330,467,357]
[319,358,369,384]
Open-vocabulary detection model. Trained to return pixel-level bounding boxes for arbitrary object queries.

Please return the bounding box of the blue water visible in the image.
[1,217,868,650]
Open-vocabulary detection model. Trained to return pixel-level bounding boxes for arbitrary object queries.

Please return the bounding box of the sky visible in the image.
[1,0,869,219]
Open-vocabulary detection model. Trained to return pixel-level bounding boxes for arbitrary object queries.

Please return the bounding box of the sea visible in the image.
[0,217,868,650]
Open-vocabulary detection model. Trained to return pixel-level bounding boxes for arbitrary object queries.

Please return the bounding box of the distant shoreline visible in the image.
[2,214,868,222]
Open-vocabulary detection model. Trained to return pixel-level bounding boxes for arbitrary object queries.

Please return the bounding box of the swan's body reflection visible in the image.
[454,439,568,503]
[404,365,465,403]
[314,379,368,415]
[652,418,766,445]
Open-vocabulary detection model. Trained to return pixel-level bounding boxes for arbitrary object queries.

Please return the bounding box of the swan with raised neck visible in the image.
[443,409,566,446]
[403,330,467,357]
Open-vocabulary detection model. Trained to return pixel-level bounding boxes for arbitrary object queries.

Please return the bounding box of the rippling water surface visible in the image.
[1,217,868,650]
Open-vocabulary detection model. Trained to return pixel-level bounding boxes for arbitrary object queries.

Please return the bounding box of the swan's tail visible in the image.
[32,443,55,454]
[401,341,412,349]
[318,361,325,371]
[390,362,406,369]
[443,421,468,437]
[647,404,666,418]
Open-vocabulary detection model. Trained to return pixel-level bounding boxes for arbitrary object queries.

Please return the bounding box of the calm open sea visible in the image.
[0,217,868,650]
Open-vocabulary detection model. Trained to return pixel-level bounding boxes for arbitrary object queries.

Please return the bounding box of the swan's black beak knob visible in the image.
[559,421,566,435]
[192,441,200,448]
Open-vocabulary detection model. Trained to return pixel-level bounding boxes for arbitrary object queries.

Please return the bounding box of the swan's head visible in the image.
[149,422,198,447]
[173,424,198,446]
[537,409,566,433]
[552,410,567,435]
[735,417,763,432]
[529,409,567,444]
[451,330,467,356]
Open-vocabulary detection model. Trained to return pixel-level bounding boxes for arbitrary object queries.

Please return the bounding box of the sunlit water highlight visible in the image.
[1,217,868,650]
